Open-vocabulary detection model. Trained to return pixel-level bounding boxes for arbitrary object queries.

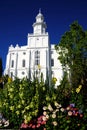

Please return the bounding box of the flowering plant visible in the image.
[0,75,87,129]
[0,76,49,129]
[0,78,40,128]
[20,115,46,129]
[42,102,84,130]
[0,113,9,128]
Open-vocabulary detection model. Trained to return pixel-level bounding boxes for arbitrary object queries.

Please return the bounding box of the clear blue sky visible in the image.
[0,0,87,69]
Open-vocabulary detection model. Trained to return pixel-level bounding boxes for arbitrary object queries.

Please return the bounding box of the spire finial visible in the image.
[39,8,41,13]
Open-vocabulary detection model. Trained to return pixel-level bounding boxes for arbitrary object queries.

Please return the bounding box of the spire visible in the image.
[33,10,47,34]
[39,8,41,14]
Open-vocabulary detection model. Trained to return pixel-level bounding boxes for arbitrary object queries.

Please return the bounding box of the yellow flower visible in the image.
[17,104,21,109]
[52,77,57,84]
[9,94,13,99]
[22,110,25,114]
[76,85,82,93]
[38,64,41,70]
[16,110,20,115]
[10,106,14,111]
[8,77,12,83]
[24,115,32,123]
[24,119,28,124]
[19,93,24,98]
[78,85,82,89]
[9,88,14,92]
[25,105,30,110]
[76,88,80,93]
[21,100,25,105]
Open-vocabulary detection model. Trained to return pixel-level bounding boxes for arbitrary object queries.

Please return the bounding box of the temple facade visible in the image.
[4,10,63,86]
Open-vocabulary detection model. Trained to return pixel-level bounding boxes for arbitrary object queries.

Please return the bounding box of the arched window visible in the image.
[22,59,25,67]
[35,51,40,65]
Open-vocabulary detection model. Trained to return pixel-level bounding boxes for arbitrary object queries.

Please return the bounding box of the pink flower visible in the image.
[20,123,28,128]
[37,120,42,124]
[32,125,36,129]
[28,123,33,127]
[68,111,73,116]
[80,114,83,118]
[41,120,46,125]
[36,123,41,128]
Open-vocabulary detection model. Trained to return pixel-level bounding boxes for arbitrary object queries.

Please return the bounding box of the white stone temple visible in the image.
[4,10,63,86]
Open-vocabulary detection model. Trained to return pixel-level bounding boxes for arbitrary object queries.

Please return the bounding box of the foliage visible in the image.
[0,57,3,78]
[0,77,49,128]
[55,21,87,88]
[55,21,87,108]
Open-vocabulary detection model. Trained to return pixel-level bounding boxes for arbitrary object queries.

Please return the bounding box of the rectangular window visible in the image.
[35,51,40,65]
[11,72,13,78]
[51,59,54,66]
[22,60,25,67]
[51,51,53,54]
[11,60,14,68]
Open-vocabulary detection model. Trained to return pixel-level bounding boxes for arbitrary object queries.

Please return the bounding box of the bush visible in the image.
[0,77,49,128]
[0,75,87,129]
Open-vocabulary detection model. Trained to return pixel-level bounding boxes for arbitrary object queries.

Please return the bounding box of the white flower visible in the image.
[0,123,2,126]
[66,106,70,110]
[54,101,59,107]
[43,111,47,116]
[60,108,65,112]
[52,113,56,118]
[42,116,47,121]
[55,109,59,112]
[4,120,9,127]
[48,104,53,111]
[46,114,49,119]
[43,106,47,110]
[52,121,58,126]
[54,102,61,108]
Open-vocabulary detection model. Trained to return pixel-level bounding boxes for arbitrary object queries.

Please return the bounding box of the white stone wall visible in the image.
[51,45,63,86]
